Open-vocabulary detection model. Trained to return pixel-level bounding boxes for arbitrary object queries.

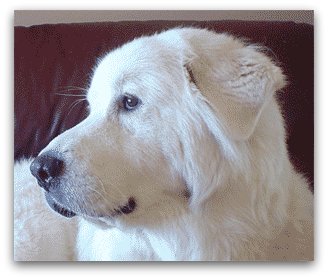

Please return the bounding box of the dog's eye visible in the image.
[122,95,140,111]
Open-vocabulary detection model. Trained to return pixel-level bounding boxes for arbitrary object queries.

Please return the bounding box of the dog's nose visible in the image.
[30,152,64,191]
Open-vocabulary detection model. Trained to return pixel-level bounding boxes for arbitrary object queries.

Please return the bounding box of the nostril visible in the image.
[38,168,51,184]
[45,157,64,179]
[39,169,48,180]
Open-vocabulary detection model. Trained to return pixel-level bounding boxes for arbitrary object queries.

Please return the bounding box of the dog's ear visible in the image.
[180,29,285,140]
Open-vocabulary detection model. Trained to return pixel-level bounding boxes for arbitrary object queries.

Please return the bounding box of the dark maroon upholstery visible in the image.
[14,20,314,190]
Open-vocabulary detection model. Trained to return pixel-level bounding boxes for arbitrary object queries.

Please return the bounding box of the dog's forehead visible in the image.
[87,35,180,110]
[104,36,172,76]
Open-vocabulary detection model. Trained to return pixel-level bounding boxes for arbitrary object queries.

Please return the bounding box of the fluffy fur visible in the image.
[14,159,77,260]
[14,28,313,261]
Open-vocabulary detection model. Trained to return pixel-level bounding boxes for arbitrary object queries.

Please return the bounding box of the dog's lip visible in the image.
[44,192,136,219]
[52,202,77,218]
[97,197,137,218]
[45,193,76,218]
[114,197,137,216]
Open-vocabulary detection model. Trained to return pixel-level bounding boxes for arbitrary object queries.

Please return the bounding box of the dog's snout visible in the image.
[30,152,64,191]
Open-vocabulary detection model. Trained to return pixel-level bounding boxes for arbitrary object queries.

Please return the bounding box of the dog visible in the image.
[14,27,313,261]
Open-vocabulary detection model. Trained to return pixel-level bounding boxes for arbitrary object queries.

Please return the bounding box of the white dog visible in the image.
[14,27,313,261]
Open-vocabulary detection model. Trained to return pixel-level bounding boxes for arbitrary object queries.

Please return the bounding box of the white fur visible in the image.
[14,159,78,260]
[14,28,313,261]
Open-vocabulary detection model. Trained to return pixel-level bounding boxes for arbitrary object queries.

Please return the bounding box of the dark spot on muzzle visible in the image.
[115,197,136,215]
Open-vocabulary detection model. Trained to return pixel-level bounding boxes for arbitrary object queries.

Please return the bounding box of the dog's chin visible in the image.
[44,192,137,221]
[83,216,117,229]
[44,195,113,229]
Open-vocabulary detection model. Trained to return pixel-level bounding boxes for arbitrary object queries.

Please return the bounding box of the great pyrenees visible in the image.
[14,27,313,261]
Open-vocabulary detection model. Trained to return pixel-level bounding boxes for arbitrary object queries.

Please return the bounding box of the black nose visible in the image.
[30,152,64,191]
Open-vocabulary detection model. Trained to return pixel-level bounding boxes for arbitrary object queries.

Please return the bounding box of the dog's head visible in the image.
[30,28,285,229]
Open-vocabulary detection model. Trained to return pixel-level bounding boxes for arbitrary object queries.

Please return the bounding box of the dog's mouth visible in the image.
[44,192,136,219]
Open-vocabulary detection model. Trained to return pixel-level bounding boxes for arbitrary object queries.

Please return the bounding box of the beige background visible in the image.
[14,10,313,27]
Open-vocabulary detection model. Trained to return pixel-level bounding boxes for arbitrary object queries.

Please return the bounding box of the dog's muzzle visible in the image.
[30,151,77,218]
[30,151,137,218]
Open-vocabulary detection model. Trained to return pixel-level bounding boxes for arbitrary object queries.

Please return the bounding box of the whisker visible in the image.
[55,93,87,97]
[67,98,87,116]
[92,175,124,205]
[54,85,89,99]
[58,85,89,92]
[76,156,125,211]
